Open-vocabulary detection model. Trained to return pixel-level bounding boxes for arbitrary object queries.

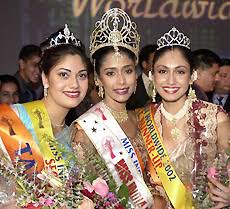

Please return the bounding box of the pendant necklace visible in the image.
[160,99,189,140]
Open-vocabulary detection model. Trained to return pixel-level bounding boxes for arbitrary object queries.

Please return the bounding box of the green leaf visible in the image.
[117,183,129,206]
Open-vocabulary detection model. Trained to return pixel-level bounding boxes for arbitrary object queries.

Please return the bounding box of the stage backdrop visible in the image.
[0,0,229,75]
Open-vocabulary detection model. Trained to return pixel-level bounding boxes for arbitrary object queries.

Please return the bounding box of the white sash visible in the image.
[77,102,153,209]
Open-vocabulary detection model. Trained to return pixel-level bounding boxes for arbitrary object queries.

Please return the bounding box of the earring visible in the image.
[133,82,137,94]
[148,70,153,81]
[188,71,197,100]
[44,86,48,98]
[188,83,196,100]
[98,85,104,98]
[152,84,156,102]
[95,79,104,98]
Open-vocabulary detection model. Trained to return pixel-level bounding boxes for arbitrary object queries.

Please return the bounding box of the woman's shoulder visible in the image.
[192,99,226,114]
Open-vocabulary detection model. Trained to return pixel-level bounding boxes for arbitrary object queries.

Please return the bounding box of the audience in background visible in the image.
[0,74,20,104]
[210,58,230,115]
[192,49,221,101]
[127,44,157,110]
[15,44,42,103]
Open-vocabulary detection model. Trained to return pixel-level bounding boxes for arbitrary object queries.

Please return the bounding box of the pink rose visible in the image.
[83,181,94,193]
[82,182,95,199]
[92,177,109,198]
[208,167,218,180]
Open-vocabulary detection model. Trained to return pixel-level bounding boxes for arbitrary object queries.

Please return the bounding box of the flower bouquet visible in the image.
[72,143,131,209]
[0,146,84,209]
[192,151,230,209]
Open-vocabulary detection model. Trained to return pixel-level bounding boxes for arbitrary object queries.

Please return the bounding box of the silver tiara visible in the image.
[157,27,190,50]
[48,24,81,49]
[89,8,140,62]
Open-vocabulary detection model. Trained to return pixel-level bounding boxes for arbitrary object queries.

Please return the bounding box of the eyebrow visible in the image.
[103,64,134,71]
[59,68,87,73]
[155,65,189,69]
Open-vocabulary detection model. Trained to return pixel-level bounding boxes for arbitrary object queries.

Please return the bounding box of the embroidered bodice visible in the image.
[149,99,227,208]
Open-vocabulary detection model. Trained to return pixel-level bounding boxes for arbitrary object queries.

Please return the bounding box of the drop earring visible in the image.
[188,71,197,100]
[95,78,104,98]
[44,86,48,98]
[152,84,156,102]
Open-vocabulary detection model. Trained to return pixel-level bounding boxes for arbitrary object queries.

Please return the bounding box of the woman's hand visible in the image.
[78,196,94,209]
[208,176,230,209]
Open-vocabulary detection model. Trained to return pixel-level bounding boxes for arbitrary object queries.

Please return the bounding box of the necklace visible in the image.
[160,99,189,140]
[160,99,189,123]
[103,102,128,123]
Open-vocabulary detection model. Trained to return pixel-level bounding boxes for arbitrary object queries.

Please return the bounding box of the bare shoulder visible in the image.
[217,111,230,124]
[71,123,92,146]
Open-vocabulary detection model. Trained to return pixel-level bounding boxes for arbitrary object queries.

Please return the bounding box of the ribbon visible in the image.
[137,105,194,209]
[23,101,67,180]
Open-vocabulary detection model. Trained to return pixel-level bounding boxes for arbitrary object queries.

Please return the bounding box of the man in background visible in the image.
[127,44,157,110]
[15,44,42,103]
[192,49,221,101]
[211,58,230,114]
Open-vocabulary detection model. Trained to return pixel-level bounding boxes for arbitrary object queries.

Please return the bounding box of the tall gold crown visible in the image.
[157,27,190,50]
[89,8,140,62]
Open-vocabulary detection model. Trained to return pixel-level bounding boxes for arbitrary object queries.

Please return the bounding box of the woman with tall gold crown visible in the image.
[0,24,89,208]
[137,27,230,209]
[72,8,154,209]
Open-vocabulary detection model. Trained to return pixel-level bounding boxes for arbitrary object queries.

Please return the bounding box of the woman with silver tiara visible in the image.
[72,8,154,209]
[0,24,89,208]
[137,27,230,208]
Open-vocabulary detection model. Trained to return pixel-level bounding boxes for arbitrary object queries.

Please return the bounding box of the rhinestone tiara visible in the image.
[48,24,81,49]
[89,8,140,62]
[157,27,190,50]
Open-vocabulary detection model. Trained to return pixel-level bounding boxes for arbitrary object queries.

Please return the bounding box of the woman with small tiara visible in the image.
[0,24,89,208]
[137,27,230,209]
[72,8,154,209]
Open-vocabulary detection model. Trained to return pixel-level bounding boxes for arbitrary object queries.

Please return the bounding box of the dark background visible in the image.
[1,0,229,74]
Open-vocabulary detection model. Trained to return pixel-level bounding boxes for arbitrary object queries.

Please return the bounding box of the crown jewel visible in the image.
[157,27,190,50]
[49,24,81,49]
[89,8,140,62]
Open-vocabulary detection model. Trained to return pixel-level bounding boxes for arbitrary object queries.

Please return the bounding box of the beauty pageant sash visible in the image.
[23,101,66,180]
[77,102,153,208]
[137,105,193,209]
[0,101,66,180]
[0,103,44,173]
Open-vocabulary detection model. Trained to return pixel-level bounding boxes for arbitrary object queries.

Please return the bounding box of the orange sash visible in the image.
[0,104,44,173]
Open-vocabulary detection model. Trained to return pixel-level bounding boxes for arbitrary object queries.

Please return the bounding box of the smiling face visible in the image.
[19,55,41,84]
[153,48,191,103]
[98,52,137,108]
[42,54,88,110]
[215,65,230,94]
[196,63,220,92]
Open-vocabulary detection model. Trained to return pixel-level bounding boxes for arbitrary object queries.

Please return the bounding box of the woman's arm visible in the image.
[208,111,230,208]
[216,111,230,152]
